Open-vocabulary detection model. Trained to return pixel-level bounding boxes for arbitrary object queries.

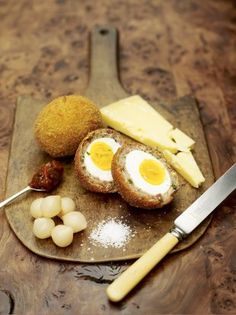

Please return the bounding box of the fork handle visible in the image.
[0,186,32,209]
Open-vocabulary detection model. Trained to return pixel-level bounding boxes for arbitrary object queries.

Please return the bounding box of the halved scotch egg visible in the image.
[74,128,127,193]
[112,144,179,209]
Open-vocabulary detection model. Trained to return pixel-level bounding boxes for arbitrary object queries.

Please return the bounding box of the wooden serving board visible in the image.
[5,26,214,262]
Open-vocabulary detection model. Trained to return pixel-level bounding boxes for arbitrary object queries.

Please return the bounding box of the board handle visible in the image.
[106,232,179,302]
[85,25,125,98]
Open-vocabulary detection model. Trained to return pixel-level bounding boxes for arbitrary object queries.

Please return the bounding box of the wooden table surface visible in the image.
[0,1,235,314]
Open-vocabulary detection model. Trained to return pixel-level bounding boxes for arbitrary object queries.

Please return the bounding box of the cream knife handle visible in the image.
[106,232,180,302]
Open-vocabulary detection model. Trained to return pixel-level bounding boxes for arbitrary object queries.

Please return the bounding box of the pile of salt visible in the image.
[89,218,133,248]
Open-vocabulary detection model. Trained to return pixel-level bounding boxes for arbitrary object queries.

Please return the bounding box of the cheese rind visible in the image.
[163,150,205,188]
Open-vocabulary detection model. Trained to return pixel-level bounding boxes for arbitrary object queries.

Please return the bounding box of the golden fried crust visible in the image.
[74,128,128,193]
[34,95,103,157]
[111,143,179,209]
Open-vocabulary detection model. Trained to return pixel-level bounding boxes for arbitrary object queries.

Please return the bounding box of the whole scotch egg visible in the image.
[34,95,103,157]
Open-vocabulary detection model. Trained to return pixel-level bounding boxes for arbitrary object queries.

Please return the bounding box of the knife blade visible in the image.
[174,163,236,235]
[106,163,236,302]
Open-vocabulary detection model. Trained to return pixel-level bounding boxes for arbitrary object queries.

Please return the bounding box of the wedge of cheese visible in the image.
[101,95,194,153]
[163,150,205,188]
[100,95,205,187]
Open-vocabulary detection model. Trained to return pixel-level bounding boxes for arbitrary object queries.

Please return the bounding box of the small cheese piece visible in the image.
[101,95,195,153]
[169,128,195,151]
[163,150,205,188]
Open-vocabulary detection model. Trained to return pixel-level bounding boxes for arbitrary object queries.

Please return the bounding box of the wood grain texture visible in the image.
[0,0,235,314]
[4,93,213,261]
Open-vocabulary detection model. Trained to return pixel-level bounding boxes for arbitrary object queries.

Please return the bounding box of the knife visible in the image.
[106,163,236,302]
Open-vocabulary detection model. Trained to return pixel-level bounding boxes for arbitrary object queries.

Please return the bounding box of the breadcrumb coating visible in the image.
[34,95,103,157]
[111,143,179,209]
[74,128,128,193]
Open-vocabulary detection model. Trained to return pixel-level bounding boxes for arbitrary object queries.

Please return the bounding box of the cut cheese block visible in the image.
[163,150,205,188]
[102,95,173,132]
[169,128,195,151]
[101,95,204,188]
[101,95,195,153]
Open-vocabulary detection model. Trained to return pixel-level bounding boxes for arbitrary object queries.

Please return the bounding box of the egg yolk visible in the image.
[90,142,114,171]
[139,159,166,185]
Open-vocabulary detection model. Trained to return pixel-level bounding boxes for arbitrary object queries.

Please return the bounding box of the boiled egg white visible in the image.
[125,150,171,195]
[84,137,121,181]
